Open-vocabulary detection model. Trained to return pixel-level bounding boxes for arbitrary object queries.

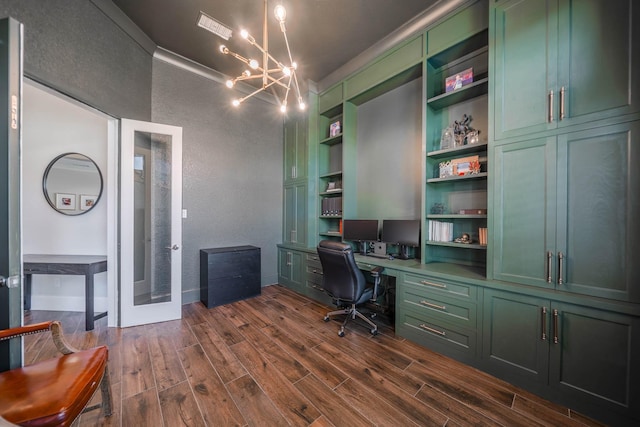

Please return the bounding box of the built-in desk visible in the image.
[354,253,421,276]
[23,254,107,331]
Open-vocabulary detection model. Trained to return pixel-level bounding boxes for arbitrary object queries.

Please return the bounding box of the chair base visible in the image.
[324,304,378,337]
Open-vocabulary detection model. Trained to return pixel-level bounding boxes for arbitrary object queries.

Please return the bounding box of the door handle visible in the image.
[548,90,554,122]
[559,86,565,120]
[557,252,564,285]
[553,309,559,344]
[541,307,547,340]
[546,251,553,283]
[165,244,180,250]
[0,275,20,288]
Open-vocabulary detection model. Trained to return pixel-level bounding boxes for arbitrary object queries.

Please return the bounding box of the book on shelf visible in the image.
[459,209,487,215]
[479,227,488,246]
[321,196,342,216]
[428,220,453,242]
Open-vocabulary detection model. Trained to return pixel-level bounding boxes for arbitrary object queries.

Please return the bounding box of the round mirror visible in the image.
[42,153,103,216]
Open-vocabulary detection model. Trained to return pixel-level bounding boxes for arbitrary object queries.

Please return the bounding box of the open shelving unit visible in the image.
[424,29,489,272]
[318,104,344,240]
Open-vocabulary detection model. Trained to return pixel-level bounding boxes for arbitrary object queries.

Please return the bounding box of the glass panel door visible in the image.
[120,119,182,327]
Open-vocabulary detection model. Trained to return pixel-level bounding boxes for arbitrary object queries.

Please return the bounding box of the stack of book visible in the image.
[479,227,488,246]
[428,220,453,242]
[321,197,342,216]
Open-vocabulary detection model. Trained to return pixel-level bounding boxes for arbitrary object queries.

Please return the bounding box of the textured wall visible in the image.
[151,59,284,303]
[0,0,152,120]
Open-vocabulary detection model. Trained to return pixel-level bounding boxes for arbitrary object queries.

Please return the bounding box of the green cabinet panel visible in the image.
[549,302,640,418]
[492,122,640,302]
[344,35,423,100]
[283,114,307,182]
[427,0,488,57]
[278,248,304,292]
[483,289,640,423]
[318,84,343,115]
[491,0,639,141]
[482,289,549,384]
[283,182,307,246]
[492,137,556,287]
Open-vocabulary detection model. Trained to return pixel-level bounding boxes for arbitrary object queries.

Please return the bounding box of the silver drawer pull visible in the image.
[419,324,446,336]
[420,300,446,311]
[312,269,323,275]
[420,280,447,289]
[312,285,324,291]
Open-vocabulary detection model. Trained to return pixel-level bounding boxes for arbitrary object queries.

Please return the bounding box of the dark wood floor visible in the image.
[24,284,605,427]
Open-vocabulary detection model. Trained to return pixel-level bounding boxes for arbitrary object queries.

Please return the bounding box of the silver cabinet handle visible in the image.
[420,300,446,311]
[553,309,559,344]
[558,252,564,285]
[165,244,180,250]
[419,324,446,336]
[559,86,565,120]
[541,307,547,341]
[420,280,446,289]
[546,251,553,283]
[549,90,554,122]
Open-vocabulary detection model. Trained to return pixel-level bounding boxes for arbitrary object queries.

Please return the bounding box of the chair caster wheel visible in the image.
[338,330,345,337]
[370,329,378,336]
[324,316,330,322]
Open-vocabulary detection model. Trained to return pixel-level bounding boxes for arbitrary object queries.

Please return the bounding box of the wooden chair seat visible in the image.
[0,321,112,427]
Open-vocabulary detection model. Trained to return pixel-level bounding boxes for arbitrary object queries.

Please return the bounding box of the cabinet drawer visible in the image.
[400,283,476,328]
[305,253,322,269]
[403,273,477,300]
[397,308,477,359]
[306,267,323,285]
[304,280,332,306]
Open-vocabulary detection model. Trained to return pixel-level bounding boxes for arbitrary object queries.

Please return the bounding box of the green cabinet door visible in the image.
[556,0,639,128]
[492,0,639,141]
[283,114,308,182]
[283,182,307,246]
[549,302,640,420]
[482,289,549,385]
[555,122,640,302]
[492,137,556,287]
[492,0,558,140]
[278,248,304,292]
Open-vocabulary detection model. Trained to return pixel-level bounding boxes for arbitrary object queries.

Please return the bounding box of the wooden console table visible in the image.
[23,254,108,331]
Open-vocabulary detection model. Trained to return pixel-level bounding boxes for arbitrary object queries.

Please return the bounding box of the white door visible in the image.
[120,119,182,327]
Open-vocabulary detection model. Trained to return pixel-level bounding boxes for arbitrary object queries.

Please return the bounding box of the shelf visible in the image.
[427,77,488,110]
[427,142,487,159]
[319,190,343,196]
[319,215,342,219]
[427,241,487,250]
[320,134,343,146]
[427,172,488,183]
[427,214,487,219]
[320,171,342,179]
[320,231,342,237]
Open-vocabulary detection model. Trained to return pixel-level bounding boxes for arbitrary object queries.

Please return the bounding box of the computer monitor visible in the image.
[382,219,420,259]
[342,219,379,254]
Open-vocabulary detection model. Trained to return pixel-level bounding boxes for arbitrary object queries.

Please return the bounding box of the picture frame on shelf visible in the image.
[329,120,341,137]
[445,67,473,93]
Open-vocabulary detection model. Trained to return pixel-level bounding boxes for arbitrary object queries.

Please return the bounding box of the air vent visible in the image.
[197,12,233,40]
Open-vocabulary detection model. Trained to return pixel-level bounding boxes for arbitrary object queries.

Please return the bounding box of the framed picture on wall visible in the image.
[55,193,76,210]
[80,194,98,210]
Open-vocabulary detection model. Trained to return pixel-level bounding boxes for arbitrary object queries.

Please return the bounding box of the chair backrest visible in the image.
[317,240,367,303]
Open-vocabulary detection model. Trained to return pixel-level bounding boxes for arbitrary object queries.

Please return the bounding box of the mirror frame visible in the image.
[42,152,104,216]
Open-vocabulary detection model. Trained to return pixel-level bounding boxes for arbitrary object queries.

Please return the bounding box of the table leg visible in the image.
[85,272,94,331]
[24,274,32,311]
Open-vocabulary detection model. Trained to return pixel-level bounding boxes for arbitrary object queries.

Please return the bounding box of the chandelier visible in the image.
[219,0,305,113]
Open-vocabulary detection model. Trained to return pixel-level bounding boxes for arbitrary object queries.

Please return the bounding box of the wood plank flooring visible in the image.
[23,284,605,427]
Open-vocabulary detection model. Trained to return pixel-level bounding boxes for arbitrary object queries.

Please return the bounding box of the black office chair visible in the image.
[317,240,383,336]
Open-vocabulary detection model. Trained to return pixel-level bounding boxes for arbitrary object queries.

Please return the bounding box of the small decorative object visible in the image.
[445,67,474,92]
[329,120,341,137]
[440,127,455,150]
[439,160,453,178]
[466,130,480,145]
[454,233,471,244]
[55,193,76,210]
[431,203,446,214]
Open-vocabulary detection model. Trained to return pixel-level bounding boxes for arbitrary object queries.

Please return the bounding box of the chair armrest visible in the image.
[370,266,384,277]
[0,321,54,341]
[0,321,79,355]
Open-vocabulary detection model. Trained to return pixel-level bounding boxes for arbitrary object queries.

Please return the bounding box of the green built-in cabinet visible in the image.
[492,121,640,302]
[491,0,639,142]
[277,0,639,423]
[483,289,640,422]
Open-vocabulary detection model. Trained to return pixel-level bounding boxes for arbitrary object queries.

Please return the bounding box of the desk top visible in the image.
[24,254,107,265]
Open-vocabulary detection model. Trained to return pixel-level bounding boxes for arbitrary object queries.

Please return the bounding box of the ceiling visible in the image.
[111,0,441,85]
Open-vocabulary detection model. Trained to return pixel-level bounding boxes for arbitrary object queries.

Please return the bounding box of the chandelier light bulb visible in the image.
[249,59,259,69]
[298,99,306,111]
[232,99,241,107]
[282,66,291,76]
[242,70,251,77]
[219,45,229,54]
[274,5,286,22]
[280,103,287,113]
[292,62,298,70]
[225,80,234,88]
[240,29,249,39]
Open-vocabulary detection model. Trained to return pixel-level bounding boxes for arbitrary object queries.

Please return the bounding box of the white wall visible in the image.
[23,81,109,312]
